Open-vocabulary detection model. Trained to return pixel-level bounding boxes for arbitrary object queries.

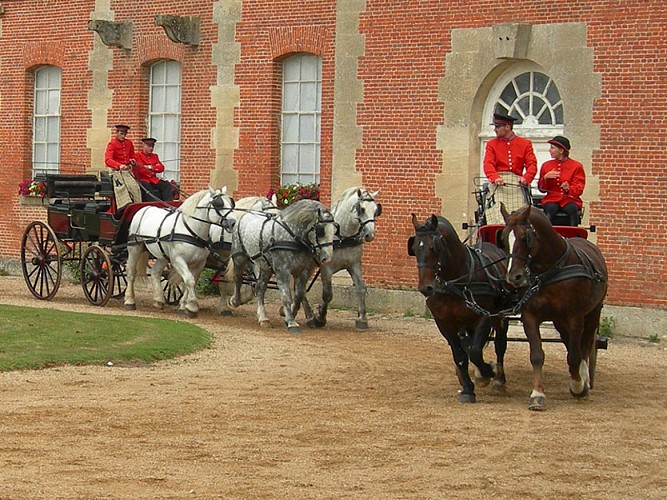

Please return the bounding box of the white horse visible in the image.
[124,187,236,317]
[302,187,381,329]
[227,199,337,332]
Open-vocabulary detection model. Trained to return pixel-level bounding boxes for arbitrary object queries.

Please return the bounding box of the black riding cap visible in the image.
[548,136,571,152]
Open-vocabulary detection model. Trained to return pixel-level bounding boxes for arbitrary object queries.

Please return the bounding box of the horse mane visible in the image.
[279,199,330,237]
[332,186,366,213]
[417,214,460,242]
[178,189,209,217]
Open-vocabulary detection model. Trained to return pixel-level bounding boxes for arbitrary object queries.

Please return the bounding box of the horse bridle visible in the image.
[306,211,338,256]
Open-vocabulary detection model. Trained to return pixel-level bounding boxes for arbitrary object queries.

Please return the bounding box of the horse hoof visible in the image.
[259,320,271,328]
[490,381,507,395]
[458,393,476,403]
[227,298,238,309]
[124,303,136,311]
[287,326,302,334]
[178,309,197,319]
[570,385,590,400]
[219,310,233,317]
[528,395,547,411]
[475,377,491,388]
[307,317,326,329]
[355,320,368,330]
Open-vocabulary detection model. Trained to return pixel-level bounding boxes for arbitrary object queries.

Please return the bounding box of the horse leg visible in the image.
[468,319,496,388]
[254,268,272,328]
[228,255,249,309]
[348,263,369,330]
[275,269,300,333]
[149,257,168,310]
[292,271,314,327]
[523,314,547,411]
[429,301,476,403]
[583,303,603,390]
[558,316,589,399]
[306,267,330,328]
[491,317,509,394]
[123,246,139,310]
[170,258,198,318]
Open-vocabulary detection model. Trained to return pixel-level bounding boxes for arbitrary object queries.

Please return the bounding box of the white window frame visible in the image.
[280,54,322,185]
[480,63,564,195]
[32,66,61,176]
[148,60,182,182]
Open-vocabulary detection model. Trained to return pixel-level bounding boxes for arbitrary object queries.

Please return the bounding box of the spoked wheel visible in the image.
[81,245,114,307]
[21,221,62,300]
[110,258,127,300]
[161,268,184,306]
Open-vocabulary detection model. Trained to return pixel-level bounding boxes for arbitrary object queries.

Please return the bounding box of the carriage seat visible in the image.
[45,174,99,199]
[531,192,583,227]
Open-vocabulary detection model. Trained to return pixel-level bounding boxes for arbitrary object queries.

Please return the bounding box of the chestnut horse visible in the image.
[408,214,512,403]
[500,204,608,411]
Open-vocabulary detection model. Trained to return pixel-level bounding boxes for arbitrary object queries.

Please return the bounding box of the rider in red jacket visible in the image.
[132,138,173,202]
[537,136,585,226]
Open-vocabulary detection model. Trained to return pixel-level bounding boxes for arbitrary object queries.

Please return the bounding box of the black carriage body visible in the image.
[45,174,118,245]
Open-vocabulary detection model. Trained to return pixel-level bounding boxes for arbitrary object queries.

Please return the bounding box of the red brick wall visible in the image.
[1,1,666,308]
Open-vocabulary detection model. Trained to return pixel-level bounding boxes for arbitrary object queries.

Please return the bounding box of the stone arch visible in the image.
[437,23,601,232]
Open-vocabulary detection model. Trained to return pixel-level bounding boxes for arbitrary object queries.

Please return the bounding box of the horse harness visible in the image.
[233,211,337,267]
[335,194,382,249]
[129,193,235,261]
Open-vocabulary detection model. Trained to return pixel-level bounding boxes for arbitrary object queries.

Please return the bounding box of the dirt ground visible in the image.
[0,275,665,499]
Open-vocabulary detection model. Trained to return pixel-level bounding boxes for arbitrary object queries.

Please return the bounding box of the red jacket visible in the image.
[104,138,135,170]
[537,157,585,208]
[133,151,165,184]
[483,135,537,184]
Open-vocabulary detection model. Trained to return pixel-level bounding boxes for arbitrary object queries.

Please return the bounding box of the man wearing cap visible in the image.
[482,112,537,224]
[105,125,140,208]
[537,136,585,226]
[133,138,174,202]
[105,125,136,171]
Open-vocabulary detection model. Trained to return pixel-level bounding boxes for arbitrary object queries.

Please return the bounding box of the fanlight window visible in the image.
[494,71,563,127]
[32,66,61,175]
[281,53,322,185]
[148,60,181,182]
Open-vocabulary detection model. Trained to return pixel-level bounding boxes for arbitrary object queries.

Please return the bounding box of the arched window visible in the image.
[481,65,564,192]
[33,66,61,175]
[281,54,322,185]
[149,60,181,182]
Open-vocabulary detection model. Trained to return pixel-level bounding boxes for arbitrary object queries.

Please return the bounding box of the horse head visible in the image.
[334,187,381,243]
[208,186,237,232]
[501,203,561,287]
[408,214,442,297]
[308,206,337,265]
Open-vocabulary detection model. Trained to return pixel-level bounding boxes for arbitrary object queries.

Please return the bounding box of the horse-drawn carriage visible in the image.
[19,173,235,312]
[408,179,609,410]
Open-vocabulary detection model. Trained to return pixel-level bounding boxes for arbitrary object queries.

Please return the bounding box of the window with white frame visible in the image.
[281,54,322,185]
[149,60,181,182]
[32,66,61,176]
[480,65,564,195]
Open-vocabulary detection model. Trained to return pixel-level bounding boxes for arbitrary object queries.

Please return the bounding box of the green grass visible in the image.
[0,305,212,372]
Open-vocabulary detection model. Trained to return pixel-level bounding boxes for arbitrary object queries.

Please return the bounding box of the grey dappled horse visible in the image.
[124,187,236,317]
[302,187,381,330]
[227,199,337,332]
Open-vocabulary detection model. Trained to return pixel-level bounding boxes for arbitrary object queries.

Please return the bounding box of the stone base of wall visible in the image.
[1,258,663,341]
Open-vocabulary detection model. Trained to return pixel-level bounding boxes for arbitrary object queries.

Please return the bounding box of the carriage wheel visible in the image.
[161,270,184,306]
[110,257,127,300]
[81,245,114,307]
[21,221,62,300]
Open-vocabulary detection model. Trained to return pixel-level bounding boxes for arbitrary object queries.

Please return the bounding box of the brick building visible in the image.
[1,1,665,321]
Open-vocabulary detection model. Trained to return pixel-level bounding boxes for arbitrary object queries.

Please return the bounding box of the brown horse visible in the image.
[408,214,512,403]
[500,204,608,411]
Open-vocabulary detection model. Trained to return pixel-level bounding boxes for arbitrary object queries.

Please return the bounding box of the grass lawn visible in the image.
[0,304,211,371]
